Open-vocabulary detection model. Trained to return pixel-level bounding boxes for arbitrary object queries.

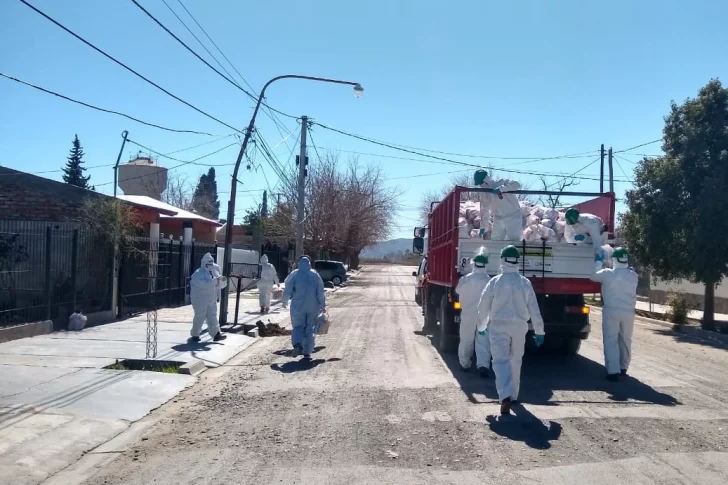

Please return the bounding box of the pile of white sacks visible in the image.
[458,200,566,242]
[459,200,611,250]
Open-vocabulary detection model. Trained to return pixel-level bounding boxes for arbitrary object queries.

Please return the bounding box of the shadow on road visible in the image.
[270,358,327,373]
[651,327,728,352]
[486,404,562,449]
[272,346,326,357]
[438,346,680,407]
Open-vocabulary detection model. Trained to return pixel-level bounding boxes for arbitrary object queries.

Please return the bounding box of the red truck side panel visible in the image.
[427,188,461,287]
[572,193,616,236]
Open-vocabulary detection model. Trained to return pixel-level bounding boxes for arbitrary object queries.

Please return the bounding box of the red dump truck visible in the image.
[412,183,615,355]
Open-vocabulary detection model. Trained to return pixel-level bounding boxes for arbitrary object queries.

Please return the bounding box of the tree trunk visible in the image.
[703,280,715,331]
[350,252,361,270]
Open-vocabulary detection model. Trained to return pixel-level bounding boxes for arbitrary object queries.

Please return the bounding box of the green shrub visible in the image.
[666,292,689,326]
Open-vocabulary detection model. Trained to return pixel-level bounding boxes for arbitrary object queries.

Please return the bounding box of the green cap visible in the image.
[474,169,488,186]
[612,247,628,262]
[500,245,520,262]
[473,254,488,266]
[565,208,580,225]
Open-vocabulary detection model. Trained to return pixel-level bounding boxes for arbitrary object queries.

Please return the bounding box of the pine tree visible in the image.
[62,134,92,189]
[191,167,220,219]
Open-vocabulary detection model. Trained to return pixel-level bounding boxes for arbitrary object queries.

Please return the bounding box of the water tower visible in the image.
[117,154,168,200]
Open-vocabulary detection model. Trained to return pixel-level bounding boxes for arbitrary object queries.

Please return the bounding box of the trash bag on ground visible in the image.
[68,312,87,331]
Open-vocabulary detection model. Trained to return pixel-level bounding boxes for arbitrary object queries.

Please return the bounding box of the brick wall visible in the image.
[0,167,107,221]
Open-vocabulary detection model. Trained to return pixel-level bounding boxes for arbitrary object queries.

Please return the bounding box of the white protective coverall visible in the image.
[282,257,326,356]
[564,213,605,255]
[479,177,523,241]
[477,265,545,402]
[258,255,280,309]
[190,253,223,338]
[456,265,492,370]
[590,258,639,375]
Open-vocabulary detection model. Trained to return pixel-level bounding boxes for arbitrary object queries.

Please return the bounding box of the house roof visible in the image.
[116,195,222,227]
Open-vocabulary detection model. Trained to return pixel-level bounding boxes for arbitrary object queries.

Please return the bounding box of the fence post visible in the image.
[71,229,79,315]
[177,237,184,306]
[44,226,52,320]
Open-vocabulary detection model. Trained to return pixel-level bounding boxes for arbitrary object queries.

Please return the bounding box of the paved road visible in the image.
[84,265,728,485]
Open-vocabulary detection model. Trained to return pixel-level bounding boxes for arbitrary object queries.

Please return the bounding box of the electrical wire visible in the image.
[312,121,600,161]
[18,0,242,133]
[126,139,239,166]
[612,154,635,182]
[0,163,116,177]
[162,134,236,155]
[613,139,661,154]
[0,72,216,136]
[129,0,296,122]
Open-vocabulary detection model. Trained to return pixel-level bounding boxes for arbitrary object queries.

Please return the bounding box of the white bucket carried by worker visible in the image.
[314,310,330,335]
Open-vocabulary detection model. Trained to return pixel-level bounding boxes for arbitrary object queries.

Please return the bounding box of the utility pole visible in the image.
[608,147,614,192]
[113,130,129,198]
[599,143,605,193]
[295,116,308,262]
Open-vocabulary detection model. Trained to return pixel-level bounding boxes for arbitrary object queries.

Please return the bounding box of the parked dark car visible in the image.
[314,260,348,286]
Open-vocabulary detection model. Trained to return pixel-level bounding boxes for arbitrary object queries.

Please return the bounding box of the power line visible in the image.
[0,72,216,136]
[162,134,236,155]
[126,139,239,166]
[18,0,242,133]
[613,154,635,182]
[0,162,116,177]
[613,139,661,154]
[129,0,297,121]
[313,122,599,161]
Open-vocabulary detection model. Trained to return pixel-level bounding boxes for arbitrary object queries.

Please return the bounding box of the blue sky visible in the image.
[2,0,727,239]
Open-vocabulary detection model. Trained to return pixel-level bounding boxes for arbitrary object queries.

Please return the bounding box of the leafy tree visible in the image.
[62,134,93,189]
[190,168,220,219]
[622,79,728,329]
[241,208,262,236]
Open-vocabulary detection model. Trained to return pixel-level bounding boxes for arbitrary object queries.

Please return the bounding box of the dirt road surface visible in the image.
[84,265,728,485]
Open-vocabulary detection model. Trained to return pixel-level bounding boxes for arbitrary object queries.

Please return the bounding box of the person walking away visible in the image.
[590,247,638,381]
[474,169,522,241]
[564,208,605,258]
[477,245,545,415]
[189,253,226,342]
[258,255,280,313]
[456,246,492,377]
[281,256,325,360]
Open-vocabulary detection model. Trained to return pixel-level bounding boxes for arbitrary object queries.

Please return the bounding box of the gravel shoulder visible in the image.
[83,266,728,485]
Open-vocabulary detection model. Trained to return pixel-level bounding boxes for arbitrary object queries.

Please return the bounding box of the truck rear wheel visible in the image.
[436,294,458,354]
[563,337,582,355]
[423,303,437,333]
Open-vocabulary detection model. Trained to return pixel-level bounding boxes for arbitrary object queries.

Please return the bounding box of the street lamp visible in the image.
[219,75,363,326]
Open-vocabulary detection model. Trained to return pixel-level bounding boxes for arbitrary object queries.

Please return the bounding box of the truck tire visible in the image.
[437,294,458,354]
[423,298,437,333]
[563,337,582,355]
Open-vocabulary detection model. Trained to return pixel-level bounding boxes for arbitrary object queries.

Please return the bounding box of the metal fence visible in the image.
[117,236,217,317]
[0,220,113,327]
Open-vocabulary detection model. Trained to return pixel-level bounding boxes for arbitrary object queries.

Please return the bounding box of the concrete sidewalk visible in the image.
[635,300,728,322]
[0,296,290,485]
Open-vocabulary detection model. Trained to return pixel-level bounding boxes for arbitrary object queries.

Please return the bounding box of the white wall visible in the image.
[217,247,259,291]
[652,278,728,299]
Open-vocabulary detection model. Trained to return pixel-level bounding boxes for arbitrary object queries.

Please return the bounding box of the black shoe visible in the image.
[478,367,490,378]
[511,399,519,405]
[606,373,620,382]
[188,336,201,343]
[303,354,311,360]
[500,397,512,416]
[213,332,227,342]
[460,365,471,373]
[292,344,302,357]
[621,369,628,376]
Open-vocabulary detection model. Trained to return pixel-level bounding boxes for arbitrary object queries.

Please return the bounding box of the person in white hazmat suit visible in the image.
[189,253,227,342]
[455,247,492,378]
[477,245,545,415]
[590,247,638,381]
[564,208,605,257]
[258,255,280,313]
[474,169,522,241]
[282,256,326,360]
